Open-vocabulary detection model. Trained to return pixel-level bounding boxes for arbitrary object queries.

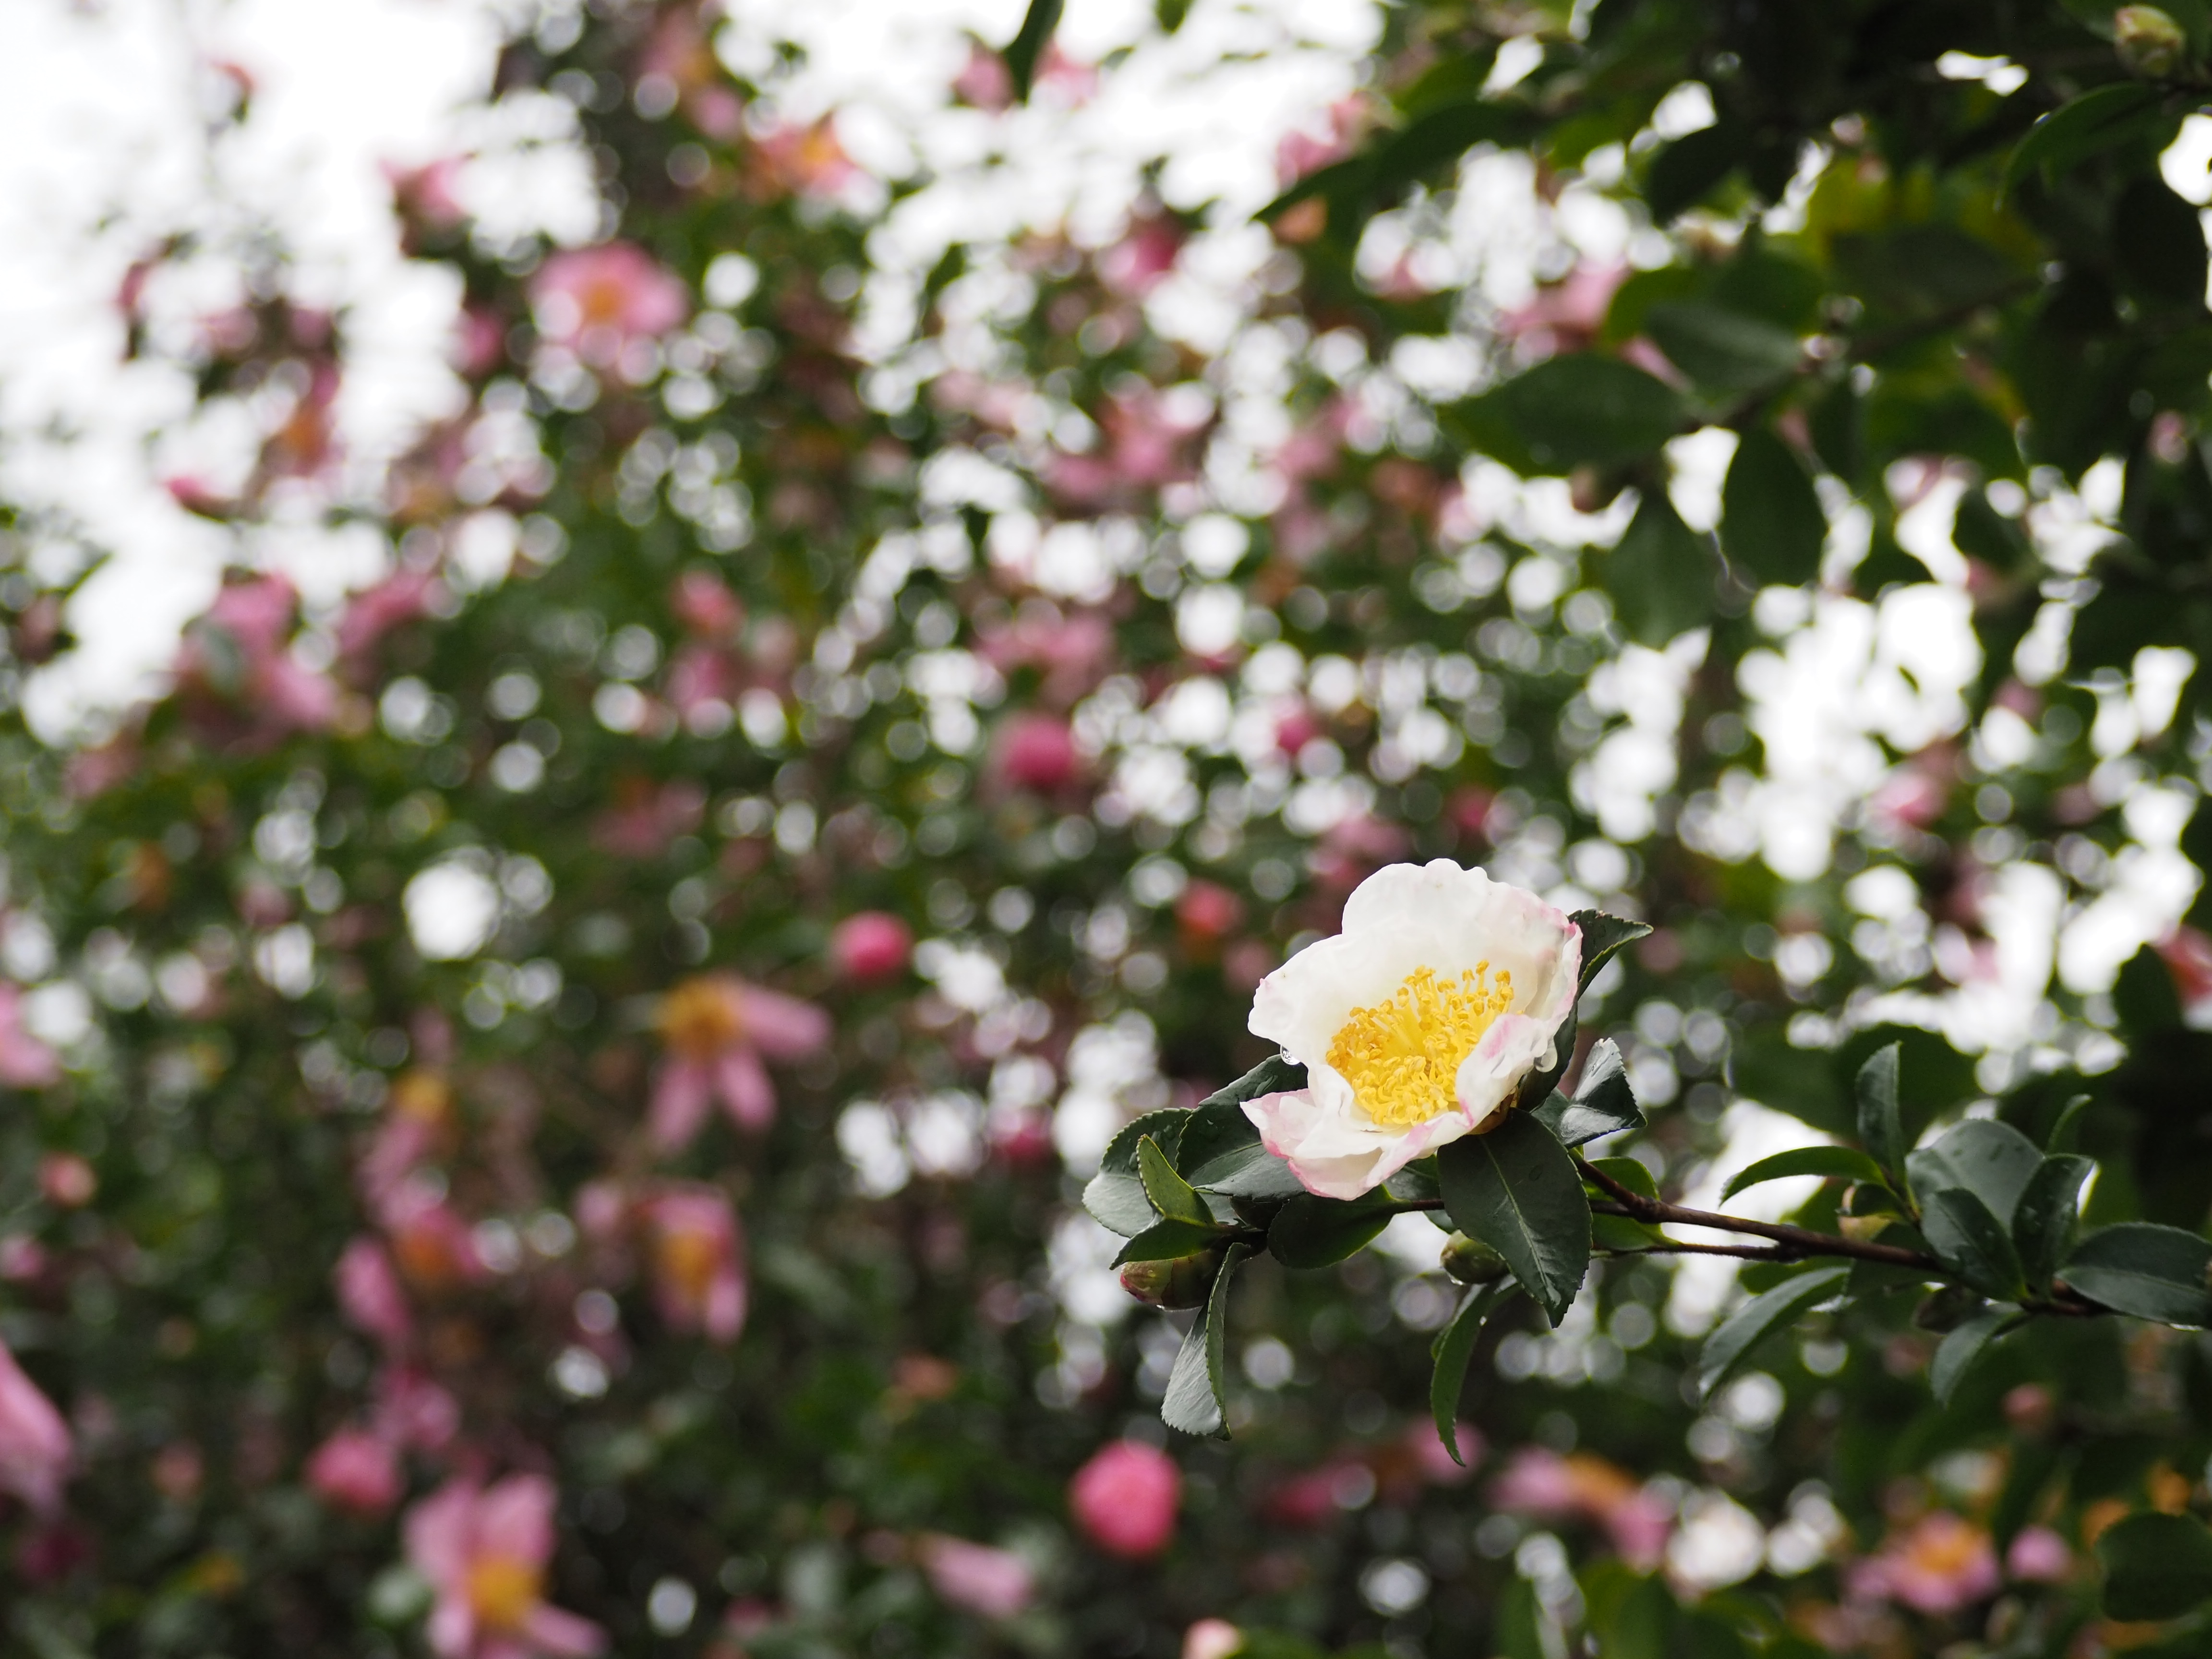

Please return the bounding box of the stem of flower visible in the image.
[1577,1160,1935,1270]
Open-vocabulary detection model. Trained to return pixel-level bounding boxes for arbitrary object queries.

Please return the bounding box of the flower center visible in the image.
[656,1226,720,1301]
[465,1555,542,1631]
[1325,963,1514,1128]
[660,978,743,1058]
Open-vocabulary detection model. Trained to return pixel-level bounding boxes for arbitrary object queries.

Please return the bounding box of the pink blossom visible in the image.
[2005,1525,2074,1584]
[976,608,1115,705]
[1409,1419,1483,1485]
[950,42,1013,110]
[0,1338,71,1516]
[665,644,739,719]
[338,568,444,661]
[38,1154,95,1208]
[180,575,339,737]
[1099,216,1183,297]
[379,1178,488,1291]
[405,1474,605,1659]
[649,975,832,1150]
[1183,1621,1242,1659]
[1848,1512,2000,1616]
[591,779,706,861]
[1274,96,1368,184]
[917,1534,1034,1619]
[1175,881,1244,945]
[0,986,60,1088]
[1496,262,1627,360]
[337,1237,414,1351]
[642,1185,746,1343]
[373,1367,461,1453]
[0,1236,48,1283]
[672,570,743,637]
[1868,752,1954,834]
[752,119,863,202]
[1069,1441,1179,1559]
[1491,1449,1671,1570]
[2158,926,2212,1022]
[993,714,1081,793]
[308,1426,402,1515]
[530,243,688,366]
[831,913,912,984]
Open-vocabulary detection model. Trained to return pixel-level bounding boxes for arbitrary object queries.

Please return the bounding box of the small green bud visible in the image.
[1441,1231,1509,1285]
[2116,6,2188,78]
[1118,1249,1225,1310]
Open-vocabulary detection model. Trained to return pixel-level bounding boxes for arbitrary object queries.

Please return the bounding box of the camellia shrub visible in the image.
[3,0,2212,1656]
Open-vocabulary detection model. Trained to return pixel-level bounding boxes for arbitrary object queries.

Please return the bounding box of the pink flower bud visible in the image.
[38,1154,95,1209]
[918,1534,1034,1619]
[334,1237,413,1350]
[307,1427,401,1515]
[1183,1621,1242,1659]
[1069,1441,1180,1558]
[831,912,912,984]
[2005,1525,2073,1584]
[1175,881,1243,943]
[994,714,1080,793]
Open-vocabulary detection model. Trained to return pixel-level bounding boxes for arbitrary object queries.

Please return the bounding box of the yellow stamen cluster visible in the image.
[659,976,744,1058]
[466,1555,542,1631]
[1326,963,1514,1128]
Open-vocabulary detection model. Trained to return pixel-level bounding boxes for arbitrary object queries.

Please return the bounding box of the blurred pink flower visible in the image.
[373,1367,461,1453]
[1409,1419,1483,1485]
[180,575,339,737]
[976,608,1115,706]
[380,1179,489,1291]
[752,118,862,202]
[917,1534,1034,1619]
[2157,926,2212,1022]
[0,986,61,1088]
[831,913,912,984]
[665,645,740,719]
[0,1338,71,1516]
[643,1185,746,1343]
[1046,390,1204,507]
[405,1474,605,1659]
[1183,1621,1242,1659]
[1491,1449,1671,1570]
[993,714,1081,794]
[308,1426,402,1515]
[1848,1511,1999,1616]
[1496,262,1627,360]
[337,568,444,662]
[1099,216,1183,297]
[2005,1524,2074,1584]
[336,1237,414,1351]
[1275,96,1367,185]
[650,975,832,1150]
[1069,1441,1179,1559]
[592,779,706,861]
[950,42,1013,110]
[38,1154,95,1209]
[672,570,744,637]
[531,243,687,366]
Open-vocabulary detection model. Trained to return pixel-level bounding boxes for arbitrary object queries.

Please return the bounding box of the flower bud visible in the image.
[1118,1248,1224,1310]
[2116,6,2188,77]
[831,911,913,984]
[1441,1231,1509,1284]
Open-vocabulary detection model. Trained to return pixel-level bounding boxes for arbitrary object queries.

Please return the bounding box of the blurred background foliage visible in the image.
[2,0,2212,1655]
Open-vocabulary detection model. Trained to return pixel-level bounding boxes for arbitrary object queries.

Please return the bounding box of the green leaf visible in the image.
[2097,1510,2212,1622]
[1907,1119,2044,1223]
[1645,302,1802,392]
[1454,355,1689,474]
[1923,1188,2028,1299]
[2004,84,2175,197]
[1001,0,1064,102]
[1138,1135,1209,1225]
[2045,1092,2092,1154]
[1696,1264,1850,1400]
[1363,100,1531,197]
[1083,1109,1191,1237]
[1586,1155,1665,1251]
[1644,120,1747,221]
[2062,1223,2212,1325]
[1113,1217,1227,1266]
[1180,1061,1310,1199]
[1854,1043,1904,1177]
[1438,1112,1593,1327]
[2012,1154,2092,1290]
[1607,492,1719,647]
[1930,1308,2013,1407]
[1720,1145,1887,1203]
[1266,1190,1394,1269]
[1720,428,1827,587]
[1530,1039,1646,1147]
[1430,1281,1509,1463]
[1570,910,1652,992]
[1161,1242,1252,1438]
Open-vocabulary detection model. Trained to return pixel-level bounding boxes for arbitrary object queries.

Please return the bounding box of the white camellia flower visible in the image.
[1243,860,1582,1200]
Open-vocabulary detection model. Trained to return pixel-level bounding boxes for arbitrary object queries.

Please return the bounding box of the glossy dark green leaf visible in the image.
[2062,1223,2212,1325]
[1197,1054,1306,1111]
[1645,302,1801,392]
[2012,1154,2092,1290]
[1364,100,1531,196]
[1930,1308,2013,1407]
[1266,1190,1393,1269]
[2004,84,2175,197]
[2096,1510,2212,1622]
[1179,1060,1310,1198]
[1696,1264,1850,1400]
[1907,1118,2044,1223]
[1531,1039,1645,1147]
[1923,1187,2027,1299]
[1854,1043,1903,1177]
[1438,1112,1592,1327]
[1113,1216,1227,1266]
[1138,1135,1209,1224]
[1001,0,1064,102]
[1455,355,1688,474]
[1720,1145,1887,1203]
[2045,1092,2092,1154]
[1430,1280,1509,1463]
[1720,428,1827,587]
[1161,1242,1252,1438]
[1570,910,1653,992]
[1644,120,1747,221]
[1607,492,1719,647]
[1083,1108,1191,1236]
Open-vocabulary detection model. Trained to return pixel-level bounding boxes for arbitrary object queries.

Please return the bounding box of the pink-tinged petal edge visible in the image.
[714,1046,777,1131]
[649,1059,711,1150]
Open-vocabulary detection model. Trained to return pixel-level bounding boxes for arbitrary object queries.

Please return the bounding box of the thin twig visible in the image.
[1578,1160,1937,1270]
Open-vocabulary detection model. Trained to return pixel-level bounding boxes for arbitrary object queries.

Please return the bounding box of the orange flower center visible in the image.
[659,978,743,1058]
[655,1226,720,1301]
[390,1070,452,1125]
[466,1555,541,1632]
[1905,1516,1988,1575]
